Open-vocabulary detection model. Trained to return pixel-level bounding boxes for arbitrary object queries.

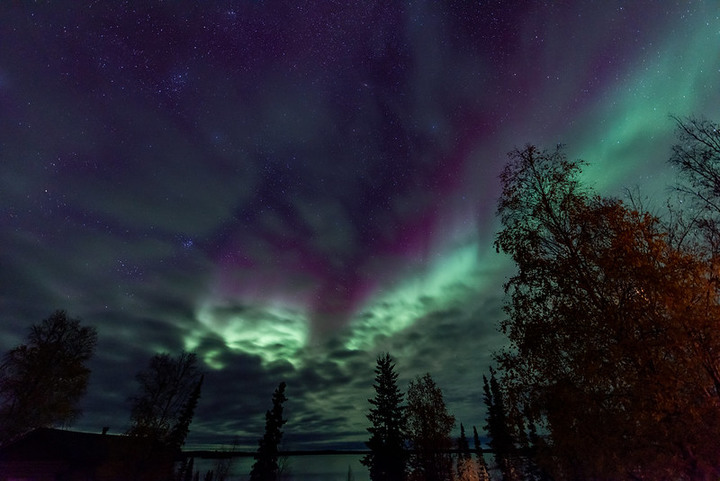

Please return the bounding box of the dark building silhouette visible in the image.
[0,427,175,481]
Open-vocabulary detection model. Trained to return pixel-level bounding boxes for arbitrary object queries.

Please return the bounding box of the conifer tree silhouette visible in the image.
[250,382,287,481]
[362,353,407,481]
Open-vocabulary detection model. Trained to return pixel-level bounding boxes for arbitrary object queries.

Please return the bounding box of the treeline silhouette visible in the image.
[362,353,492,481]
[173,116,720,481]
[353,116,720,481]
[4,117,720,481]
[0,309,288,481]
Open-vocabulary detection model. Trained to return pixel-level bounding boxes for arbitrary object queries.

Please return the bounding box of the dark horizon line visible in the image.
[183,448,495,459]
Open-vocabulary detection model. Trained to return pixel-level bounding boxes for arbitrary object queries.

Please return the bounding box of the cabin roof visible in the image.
[0,427,148,462]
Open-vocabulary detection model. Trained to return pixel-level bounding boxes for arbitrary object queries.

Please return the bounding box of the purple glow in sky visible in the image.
[1,1,719,451]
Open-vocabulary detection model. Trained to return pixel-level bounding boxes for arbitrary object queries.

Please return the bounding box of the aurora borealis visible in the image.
[1,1,719,450]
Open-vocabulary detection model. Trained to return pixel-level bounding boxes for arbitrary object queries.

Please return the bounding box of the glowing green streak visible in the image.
[187,301,309,369]
[346,241,497,351]
[574,15,720,194]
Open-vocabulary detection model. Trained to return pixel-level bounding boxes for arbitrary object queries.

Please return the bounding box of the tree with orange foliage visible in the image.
[406,373,455,481]
[495,145,720,480]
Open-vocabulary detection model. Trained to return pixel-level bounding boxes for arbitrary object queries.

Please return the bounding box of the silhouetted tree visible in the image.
[250,381,287,481]
[362,353,407,481]
[0,310,97,441]
[668,115,720,256]
[495,144,720,479]
[406,373,455,481]
[522,412,553,481]
[456,423,472,480]
[483,368,517,481]
[168,374,204,451]
[128,351,202,444]
[472,426,490,481]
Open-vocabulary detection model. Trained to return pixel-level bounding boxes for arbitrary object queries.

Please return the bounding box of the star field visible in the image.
[1,1,719,450]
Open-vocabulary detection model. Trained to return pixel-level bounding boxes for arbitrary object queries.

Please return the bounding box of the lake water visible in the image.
[190,453,369,481]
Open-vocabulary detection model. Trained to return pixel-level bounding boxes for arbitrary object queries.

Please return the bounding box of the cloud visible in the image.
[189,301,309,368]
[3,1,720,455]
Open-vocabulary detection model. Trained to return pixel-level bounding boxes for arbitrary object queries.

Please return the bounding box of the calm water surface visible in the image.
[191,454,369,481]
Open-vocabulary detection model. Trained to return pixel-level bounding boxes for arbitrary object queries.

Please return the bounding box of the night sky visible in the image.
[1,1,719,450]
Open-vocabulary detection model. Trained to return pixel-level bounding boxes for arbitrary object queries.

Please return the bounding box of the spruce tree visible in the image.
[523,414,553,481]
[362,353,407,481]
[483,368,517,481]
[456,423,472,480]
[473,426,490,481]
[250,382,287,481]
